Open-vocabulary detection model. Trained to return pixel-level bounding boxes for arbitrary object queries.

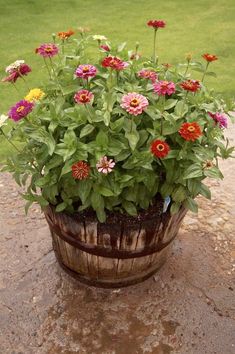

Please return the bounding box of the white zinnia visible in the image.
[0,114,8,128]
[5,60,25,73]
[92,35,107,41]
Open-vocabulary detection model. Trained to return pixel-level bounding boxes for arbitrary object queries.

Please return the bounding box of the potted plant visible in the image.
[1,21,234,288]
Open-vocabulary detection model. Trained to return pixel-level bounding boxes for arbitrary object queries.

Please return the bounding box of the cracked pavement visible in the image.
[0,124,235,354]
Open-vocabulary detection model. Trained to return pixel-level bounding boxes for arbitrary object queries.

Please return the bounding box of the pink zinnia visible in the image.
[2,63,31,83]
[208,112,228,128]
[96,156,115,174]
[8,100,34,122]
[153,80,176,96]
[147,20,166,29]
[35,43,59,57]
[121,92,149,116]
[74,90,94,104]
[75,64,97,79]
[138,69,158,83]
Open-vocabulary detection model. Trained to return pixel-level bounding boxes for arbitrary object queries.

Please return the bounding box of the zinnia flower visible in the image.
[202,53,218,62]
[25,88,45,102]
[75,64,97,79]
[162,63,172,70]
[57,29,75,40]
[5,60,25,73]
[101,56,129,70]
[100,44,110,52]
[153,81,176,96]
[138,69,157,83]
[180,80,200,92]
[74,90,94,104]
[96,156,115,174]
[35,43,59,57]
[2,63,31,83]
[0,114,8,128]
[179,122,202,141]
[72,161,90,180]
[93,35,107,41]
[208,112,228,128]
[151,140,170,158]
[8,100,34,122]
[147,20,166,29]
[121,92,149,116]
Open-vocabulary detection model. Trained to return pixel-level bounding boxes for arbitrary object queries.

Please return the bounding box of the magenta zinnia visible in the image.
[35,43,59,57]
[208,112,228,128]
[75,64,97,79]
[121,92,149,116]
[74,90,94,104]
[8,100,34,122]
[96,156,115,174]
[153,80,175,96]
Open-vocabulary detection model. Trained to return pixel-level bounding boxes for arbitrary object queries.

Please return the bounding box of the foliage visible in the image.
[0,28,234,222]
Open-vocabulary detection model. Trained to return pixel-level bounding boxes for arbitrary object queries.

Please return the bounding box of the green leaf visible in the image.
[204,167,223,179]
[164,99,178,110]
[96,130,108,148]
[125,130,139,151]
[183,197,198,213]
[91,191,104,210]
[199,183,211,199]
[175,100,188,117]
[80,124,95,138]
[56,202,67,212]
[28,128,55,155]
[183,164,203,179]
[97,186,114,197]
[78,179,92,203]
[160,182,174,198]
[110,117,125,132]
[170,202,181,214]
[122,200,137,216]
[172,185,187,202]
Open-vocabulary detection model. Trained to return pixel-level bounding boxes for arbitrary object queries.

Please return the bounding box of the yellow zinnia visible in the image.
[25,88,45,102]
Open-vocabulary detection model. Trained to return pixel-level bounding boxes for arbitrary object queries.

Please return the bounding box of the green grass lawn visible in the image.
[0,0,235,158]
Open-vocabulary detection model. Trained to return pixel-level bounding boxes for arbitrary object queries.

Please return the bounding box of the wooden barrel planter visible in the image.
[44,201,187,288]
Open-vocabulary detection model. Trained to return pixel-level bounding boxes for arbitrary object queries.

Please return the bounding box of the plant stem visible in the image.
[181,91,189,117]
[11,82,20,93]
[202,62,209,82]
[0,128,21,153]
[43,58,52,79]
[153,29,158,64]
[184,63,190,77]
[18,72,30,90]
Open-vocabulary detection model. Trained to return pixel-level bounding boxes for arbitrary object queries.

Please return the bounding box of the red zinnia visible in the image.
[179,122,202,141]
[147,20,166,29]
[180,80,201,92]
[150,140,170,158]
[202,53,218,62]
[101,56,129,70]
[72,161,90,180]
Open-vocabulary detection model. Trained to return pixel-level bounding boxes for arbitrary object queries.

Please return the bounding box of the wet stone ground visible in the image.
[0,126,235,354]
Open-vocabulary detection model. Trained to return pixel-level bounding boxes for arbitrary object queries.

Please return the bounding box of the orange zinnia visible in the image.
[58,29,75,40]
